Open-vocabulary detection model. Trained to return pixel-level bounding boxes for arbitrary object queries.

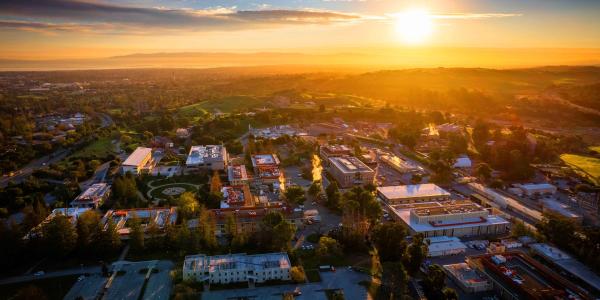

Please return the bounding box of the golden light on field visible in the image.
[395,8,434,44]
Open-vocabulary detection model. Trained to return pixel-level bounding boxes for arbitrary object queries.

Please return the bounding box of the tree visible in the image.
[129,214,144,252]
[325,182,342,210]
[316,236,343,263]
[94,218,121,257]
[371,223,408,262]
[422,264,448,300]
[177,192,199,219]
[76,210,101,252]
[411,173,422,184]
[285,186,306,204]
[382,261,408,299]
[403,233,428,276]
[258,211,296,251]
[442,288,459,300]
[209,171,222,193]
[43,214,78,257]
[475,163,492,181]
[290,266,306,283]
[308,181,321,197]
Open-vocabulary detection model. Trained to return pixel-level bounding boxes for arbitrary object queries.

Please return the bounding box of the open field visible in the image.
[560,153,600,185]
[68,137,115,159]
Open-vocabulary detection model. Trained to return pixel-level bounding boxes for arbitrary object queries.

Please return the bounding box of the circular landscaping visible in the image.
[148,183,198,200]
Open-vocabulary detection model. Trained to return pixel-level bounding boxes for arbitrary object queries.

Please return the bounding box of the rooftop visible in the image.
[444,263,491,287]
[122,147,152,166]
[184,252,291,274]
[519,183,557,190]
[377,184,450,200]
[220,185,253,208]
[186,145,226,166]
[72,183,110,203]
[411,201,486,217]
[227,165,248,182]
[102,207,177,237]
[329,156,373,173]
[252,154,280,166]
[321,144,352,154]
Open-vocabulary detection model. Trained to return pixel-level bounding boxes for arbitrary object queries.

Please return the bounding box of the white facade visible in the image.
[183,253,291,285]
[122,147,153,174]
[186,145,228,171]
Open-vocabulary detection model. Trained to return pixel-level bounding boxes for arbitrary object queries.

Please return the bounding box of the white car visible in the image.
[33,271,45,276]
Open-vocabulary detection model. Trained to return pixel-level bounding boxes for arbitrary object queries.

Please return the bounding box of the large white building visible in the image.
[380,154,422,173]
[377,184,451,205]
[186,145,228,171]
[387,200,510,238]
[70,183,111,209]
[182,253,291,286]
[327,156,375,188]
[122,147,153,174]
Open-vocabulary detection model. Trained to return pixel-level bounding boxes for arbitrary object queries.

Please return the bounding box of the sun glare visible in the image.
[395,8,434,45]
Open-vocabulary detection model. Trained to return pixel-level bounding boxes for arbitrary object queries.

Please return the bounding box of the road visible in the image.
[0,266,101,285]
[0,149,70,187]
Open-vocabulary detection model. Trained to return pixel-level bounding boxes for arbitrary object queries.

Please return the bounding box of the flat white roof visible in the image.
[184,252,290,273]
[520,183,557,191]
[542,198,581,219]
[252,154,280,166]
[394,208,509,233]
[329,156,373,173]
[122,147,152,166]
[428,241,467,253]
[186,145,225,166]
[378,184,450,200]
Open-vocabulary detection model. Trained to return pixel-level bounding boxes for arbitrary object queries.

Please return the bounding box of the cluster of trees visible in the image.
[284,186,306,205]
[536,213,600,273]
[112,173,142,208]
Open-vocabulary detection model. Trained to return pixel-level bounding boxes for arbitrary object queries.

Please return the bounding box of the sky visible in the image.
[0,0,599,62]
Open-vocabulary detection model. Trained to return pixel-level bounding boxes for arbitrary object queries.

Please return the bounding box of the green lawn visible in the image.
[589,146,600,154]
[177,96,265,116]
[69,137,115,159]
[561,153,600,185]
[149,183,198,199]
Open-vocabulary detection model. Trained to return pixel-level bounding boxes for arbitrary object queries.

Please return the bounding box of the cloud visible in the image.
[431,13,523,19]
[0,0,361,34]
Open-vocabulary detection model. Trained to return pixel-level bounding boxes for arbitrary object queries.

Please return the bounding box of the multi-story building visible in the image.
[101,207,178,239]
[182,252,291,286]
[25,208,91,239]
[377,184,451,204]
[186,145,228,171]
[327,156,375,188]
[122,147,153,175]
[386,200,509,238]
[220,185,254,208]
[196,204,303,237]
[319,144,352,161]
[227,165,249,186]
[251,154,282,184]
[70,183,111,209]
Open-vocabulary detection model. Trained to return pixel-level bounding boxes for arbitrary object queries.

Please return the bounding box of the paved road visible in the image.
[0,266,101,285]
[202,269,370,300]
[0,149,70,187]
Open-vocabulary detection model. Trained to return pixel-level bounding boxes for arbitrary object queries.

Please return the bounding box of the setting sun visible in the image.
[395,9,434,44]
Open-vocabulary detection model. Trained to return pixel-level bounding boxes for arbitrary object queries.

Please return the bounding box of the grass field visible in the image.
[69,137,115,159]
[560,153,600,185]
[589,146,600,153]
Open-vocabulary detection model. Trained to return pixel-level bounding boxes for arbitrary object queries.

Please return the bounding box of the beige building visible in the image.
[327,156,375,188]
[377,184,451,204]
[183,252,291,287]
[122,147,153,175]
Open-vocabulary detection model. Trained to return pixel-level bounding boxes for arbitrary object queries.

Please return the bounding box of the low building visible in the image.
[122,147,153,174]
[530,243,600,295]
[197,204,303,237]
[467,252,592,300]
[101,207,177,239]
[186,145,228,171]
[386,200,510,238]
[443,263,493,293]
[251,154,282,184]
[541,198,582,222]
[377,184,451,205]
[517,183,557,197]
[426,236,467,257]
[380,154,422,173]
[319,144,352,161]
[70,183,111,209]
[220,185,253,208]
[453,156,472,168]
[227,165,249,185]
[183,252,291,287]
[25,208,91,239]
[327,156,375,188]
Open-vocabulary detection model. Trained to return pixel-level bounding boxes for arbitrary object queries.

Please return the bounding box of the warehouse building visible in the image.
[387,200,509,238]
[377,184,451,204]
